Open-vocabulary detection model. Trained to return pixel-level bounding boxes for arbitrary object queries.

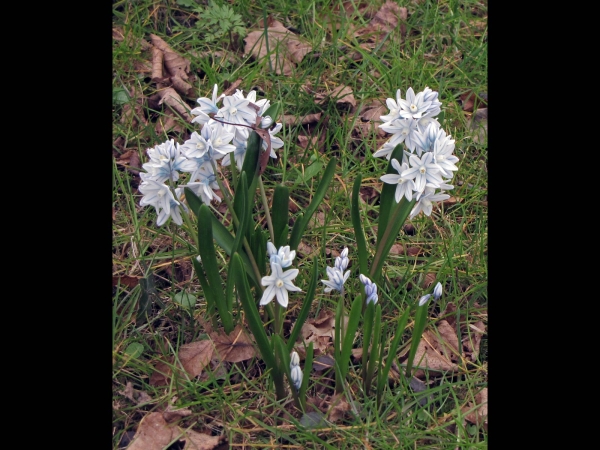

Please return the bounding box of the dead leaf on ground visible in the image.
[298,309,350,356]
[389,244,404,255]
[463,320,486,362]
[244,19,312,75]
[209,325,257,363]
[469,107,488,144]
[126,412,226,450]
[163,404,192,424]
[318,85,356,112]
[459,91,488,113]
[149,340,215,386]
[157,87,192,122]
[283,112,322,126]
[359,99,386,122]
[401,321,461,378]
[327,393,352,422]
[119,381,153,406]
[462,387,488,431]
[112,275,141,288]
[150,34,194,97]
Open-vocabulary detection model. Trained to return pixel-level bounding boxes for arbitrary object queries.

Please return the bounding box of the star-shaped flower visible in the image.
[259,262,301,308]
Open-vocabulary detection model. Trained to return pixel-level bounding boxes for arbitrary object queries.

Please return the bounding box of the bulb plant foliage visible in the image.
[138,82,459,411]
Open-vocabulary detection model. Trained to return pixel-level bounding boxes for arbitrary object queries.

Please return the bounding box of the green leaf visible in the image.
[262,102,282,122]
[286,256,318,353]
[198,204,233,333]
[405,299,430,378]
[365,303,381,394]
[289,157,337,251]
[173,292,197,309]
[377,302,414,407]
[192,256,218,328]
[336,295,362,393]
[299,161,323,183]
[113,88,130,105]
[124,342,144,358]
[184,187,203,217]
[272,185,289,248]
[376,143,405,245]
[351,174,368,277]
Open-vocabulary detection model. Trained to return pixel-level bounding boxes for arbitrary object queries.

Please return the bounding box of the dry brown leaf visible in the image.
[463,320,486,361]
[151,46,165,81]
[283,112,322,126]
[355,1,405,39]
[149,340,215,386]
[157,87,192,121]
[327,393,351,422]
[244,21,312,75]
[421,273,437,289]
[320,85,356,111]
[209,325,257,363]
[389,244,404,255]
[312,354,335,371]
[126,412,176,450]
[359,99,386,122]
[112,275,141,288]
[150,34,191,80]
[407,327,460,378]
[178,340,215,378]
[126,411,226,450]
[182,429,227,450]
[462,388,488,430]
[163,405,192,424]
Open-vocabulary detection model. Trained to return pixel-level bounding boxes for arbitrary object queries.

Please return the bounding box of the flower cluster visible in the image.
[375,87,459,219]
[260,243,301,308]
[138,85,284,226]
[289,351,302,391]
[321,247,350,295]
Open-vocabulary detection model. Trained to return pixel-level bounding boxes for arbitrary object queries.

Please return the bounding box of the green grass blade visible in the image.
[286,256,318,353]
[289,157,337,251]
[351,174,369,276]
[272,184,289,248]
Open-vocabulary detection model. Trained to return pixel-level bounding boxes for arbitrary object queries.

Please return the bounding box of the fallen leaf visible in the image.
[149,340,215,386]
[389,244,404,255]
[462,387,488,431]
[459,91,488,112]
[209,325,257,363]
[312,354,335,371]
[469,107,488,144]
[126,411,226,450]
[244,20,312,75]
[150,34,192,81]
[126,412,176,450]
[404,325,460,378]
[463,320,486,361]
[319,85,356,111]
[183,429,227,450]
[163,404,193,424]
[113,275,141,288]
[359,99,386,122]
[157,87,192,121]
[283,112,322,126]
[327,393,352,422]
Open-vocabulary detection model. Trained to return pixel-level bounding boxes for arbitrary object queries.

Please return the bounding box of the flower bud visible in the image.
[418,294,431,306]
[260,115,273,128]
[290,351,300,368]
[433,282,443,301]
[290,365,303,391]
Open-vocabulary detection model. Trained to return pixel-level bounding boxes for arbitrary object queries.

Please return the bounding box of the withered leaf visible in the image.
[319,85,356,111]
[157,87,192,121]
[359,99,386,122]
[312,354,335,371]
[149,340,215,386]
[463,320,486,361]
[126,412,176,450]
[183,429,227,450]
[327,392,352,422]
[462,387,488,431]
[283,112,322,126]
[150,34,191,80]
[405,326,460,378]
[244,20,312,75]
[112,275,141,288]
[354,1,404,39]
[209,325,257,363]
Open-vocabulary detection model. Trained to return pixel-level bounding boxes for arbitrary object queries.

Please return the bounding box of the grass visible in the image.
[113,0,487,448]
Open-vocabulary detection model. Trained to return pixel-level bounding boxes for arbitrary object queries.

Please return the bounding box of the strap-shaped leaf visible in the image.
[272,184,289,248]
[198,204,233,333]
[289,157,337,251]
[405,299,430,378]
[286,256,318,353]
[184,187,203,218]
[376,302,414,407]
[351,174,368,277]
[376,143,405,245]
[336,295,363,393]
[365,303,382,394]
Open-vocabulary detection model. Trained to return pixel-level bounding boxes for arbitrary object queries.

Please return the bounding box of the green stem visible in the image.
[258,176,276,244]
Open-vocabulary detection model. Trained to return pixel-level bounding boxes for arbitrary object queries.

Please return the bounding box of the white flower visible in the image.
[266,242,296,268]
[290,365,303,391]
[259,262,301,308]
[380,158,416,202]
[321,266,350,294]
[191,84,221,126]
[180,131,210,160]
[290,351,300,369]
[220,136,247,170]
[380,118,421,153]
[142,139,197,183]
[400,152,443,193]
[380,89,403,123]
[334,248,349,271]
[418,294,431,306]
[216,95,257,126]
[433,282,443,301]
[398,87,433,120]
[432,130,459,178]
[139,180,183,226]
[182,164,221,204]
[359,274,378,304]
[264,122,284,158]
[409,188,450,219]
